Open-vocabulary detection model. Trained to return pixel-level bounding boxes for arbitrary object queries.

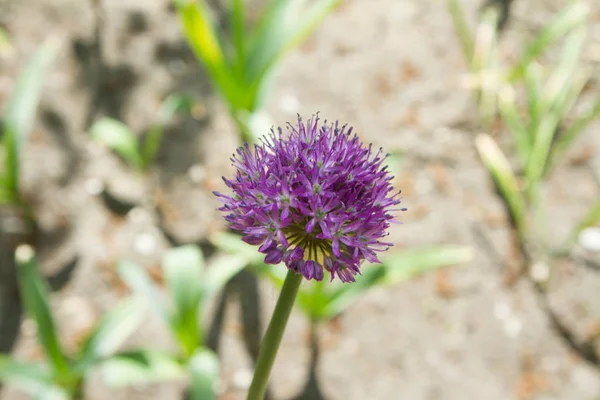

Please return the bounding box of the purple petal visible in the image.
[265,248,284,264]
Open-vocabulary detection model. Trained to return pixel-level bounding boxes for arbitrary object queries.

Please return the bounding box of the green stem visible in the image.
[247,269,303,400]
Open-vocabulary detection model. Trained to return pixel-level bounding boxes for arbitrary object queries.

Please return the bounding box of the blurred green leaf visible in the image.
[320,245,472,319]
[319,266,386,320]
[508,1,589,81]
[101,350,185,387]
[475,134,526,235]
[210,231,264,264]
[163,245,205,356]
[498,85,530,166]
[89,118,143,169]
[141,95,195,169]
[2,40,57,197]
[524,61,543,136]
[549,97,600,173]
[378,245,473,284]
[0,356,53,392]
[295,280,331,321]
[188,348,219,400]
[246,0,340,88]
[156,94,195,126]
[0,356,68,400]
[230,0,246,76]
[15,247,71,378]
[203,254,246,299]
[78,297,147,368]
[117,260,170,325]
[0,27,10,51]
[177,0,244,109]
[448,0,474,62]
[284,0,341,55]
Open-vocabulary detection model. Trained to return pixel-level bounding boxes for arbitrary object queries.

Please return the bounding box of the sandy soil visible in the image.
[1,0,600,399]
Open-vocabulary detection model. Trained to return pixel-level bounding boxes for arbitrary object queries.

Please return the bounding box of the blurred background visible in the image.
[0,0,600,399]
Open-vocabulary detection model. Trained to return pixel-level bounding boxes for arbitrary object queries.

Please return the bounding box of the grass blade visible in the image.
[203,254,246,299]
[549,97,600,171]
[475,134,527,235]
[89,118,143,169]
[188,348,219,400]
[0,356,53,392]
[498,85,530,166]
[117,260,170,325]
[378,245,473,284]
[141,95,194,169]
[15,246,71,378]
[162,246,205,357]
[177,0,244,109]
[2,40,57,197]
[230,0,246,76]
[320,266,386,320]
[78,297,147,368]
[448,0,474,62]
[101,350,185,387]
[508,2,589,81]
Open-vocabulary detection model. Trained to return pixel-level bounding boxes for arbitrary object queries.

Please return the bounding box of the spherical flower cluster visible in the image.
[215,115,405,282]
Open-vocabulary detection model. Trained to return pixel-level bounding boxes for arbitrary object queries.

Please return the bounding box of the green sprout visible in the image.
[115,245,246,399]
[451,0,600,277]
[0,246,146,400]
[1,41,57,207]
[175,0,342,143]
[89,95,195,172]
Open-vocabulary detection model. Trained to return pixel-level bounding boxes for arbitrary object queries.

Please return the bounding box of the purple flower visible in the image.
[215,115,405,282]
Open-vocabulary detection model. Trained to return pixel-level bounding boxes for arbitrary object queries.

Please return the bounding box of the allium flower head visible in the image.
[215,115,405,282]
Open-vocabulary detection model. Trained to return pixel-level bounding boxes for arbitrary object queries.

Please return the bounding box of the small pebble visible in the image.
[529,261,550,283]
[493,302,510,320]
[579,227,600,253]
[188,164,207,183]
[504,316,522,338]
[232,368,253,390]
[279,93,299,114]
[134,232,157,256]
[84,177,104,195]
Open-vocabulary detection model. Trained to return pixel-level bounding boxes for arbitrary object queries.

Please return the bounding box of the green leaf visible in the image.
[229,0,247,76]
[188,348,219,400]
[78,296,147,369]
[475,134,527,236]
[177,0,244,109]
[448,0,474,62]
[498,85,530,166]
[2,40,57,197]
[524,61,544,137]
[163,245,205,356]
[377,245,473,284]
[0,355,53,391]
[101,350,185,387]
[117,260,170,325]
[89,118,143,169]
[209,231,264,264]
[203,254,246,299]
[0,356,68,400]
[508,1,589,82]
[246,0,340,89]
[141,95,195,169]
[0,27,10,51]
[549,97,600,171]
[319,266,386,320]
[15,246,71,378]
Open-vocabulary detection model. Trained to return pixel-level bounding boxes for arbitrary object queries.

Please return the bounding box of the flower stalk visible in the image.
[247,269,303,400]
